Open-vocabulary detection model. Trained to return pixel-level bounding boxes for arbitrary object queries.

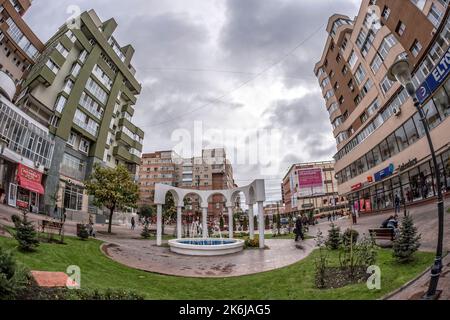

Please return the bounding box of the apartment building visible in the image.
[8,9,144,219]
[0,0,43,93]
[138,150,178,206]
[281,161,346,217]
[138,148,236,220]
[314,0,450,214]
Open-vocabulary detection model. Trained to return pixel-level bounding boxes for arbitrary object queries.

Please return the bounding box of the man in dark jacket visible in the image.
[294,216,304,242]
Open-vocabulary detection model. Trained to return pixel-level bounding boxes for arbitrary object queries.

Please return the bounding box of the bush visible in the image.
[326,223,341,250]
[141,222,151,239]
[245,236,259,248]
[77,224,89,240]
[342,228,359,248]
[314,230,329,289]
[12,213,39,252]
[0,247,29,299]
[393,215,421,263]
[66,288,144,300]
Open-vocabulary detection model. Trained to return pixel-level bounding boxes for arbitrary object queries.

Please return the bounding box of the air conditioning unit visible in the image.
[34,161,41,168]
[393,106,401,116]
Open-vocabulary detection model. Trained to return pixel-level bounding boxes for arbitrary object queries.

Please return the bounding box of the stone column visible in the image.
[202,207,208,238]
[257,201,265,249]
[248,204,254,240]
[227,206,234,239]
[156,204,162,246]
[177,206,182,239]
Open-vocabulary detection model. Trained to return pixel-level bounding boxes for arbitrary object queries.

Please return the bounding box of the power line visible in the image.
[139,21,326,129]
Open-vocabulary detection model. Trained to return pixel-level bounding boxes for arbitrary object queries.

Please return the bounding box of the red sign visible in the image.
[351,183,363,191]
[298,168,323,189]
[17,164,44,195]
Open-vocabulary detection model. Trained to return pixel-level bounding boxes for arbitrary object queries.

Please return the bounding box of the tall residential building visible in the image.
[281,161,346,217]
[314,0,450,214]
[12,9,144,219]
[138,148,236,220]
[0,0,44,94]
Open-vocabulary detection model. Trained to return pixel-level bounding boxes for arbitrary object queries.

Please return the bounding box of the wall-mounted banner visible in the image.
[297,168,324,196]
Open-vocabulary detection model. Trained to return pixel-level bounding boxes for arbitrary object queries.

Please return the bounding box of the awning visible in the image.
[18,176,44,195]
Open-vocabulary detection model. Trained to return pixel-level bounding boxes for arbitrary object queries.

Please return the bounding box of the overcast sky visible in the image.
[26,0,361,202]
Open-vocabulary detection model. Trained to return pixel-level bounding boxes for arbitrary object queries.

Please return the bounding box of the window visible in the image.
[433,86,450,118]
[360,112,368,124]
[63,79,74,94]
[328,102,339,115]
[356,29,367,49]
[321,77,330,89]
[46,59,59,74]
[412,112,426,138]
[5,18,39,60]
[423,99,441,129]
[354,64,366,85]
[361,79,373,96]
[67,132,77,146]
[65,30,77,42]
[348,79,354,91]
[378,34,397,59]
[394,126,408,151]
[403,118,419,145]
[79,92,103,120]
[396,21,406,36]
[324,90,334,100]
[379,139,390,161]
[333,82,339,91]
[79,138,90,154]
[79,50,88,63]
[64,185,83,211]
[342,65,348,75]
[382,6,391,19]
[71,63,81,77]
[380,75,394,94]
[92,64,113,90]
[410,0,426,10]
[410,40,422,57]
[85,78,108,104]
[367,99,380,116]
[54,95,67,113]
[55,42,69,58]
[428,4,443,28]
[386,133,399,157]
[348,50,358,69]
[371,54,383,74]
[336,54,342,63]
[339,96,344,105]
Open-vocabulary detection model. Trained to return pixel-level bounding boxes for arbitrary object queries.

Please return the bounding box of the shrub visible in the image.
[339,234,377,279]
[77,224,89,240]
[0,247,29,299]
[12,213,39,252]
[141,222,151,239]
[393,215,421,263]
[342,228,359,248]
[314,230,329,289]
[67,288,144,300]
[326,223,341,250]
[245,236,259,248]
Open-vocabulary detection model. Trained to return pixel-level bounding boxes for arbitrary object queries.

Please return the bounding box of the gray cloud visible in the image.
[25,0,358,202]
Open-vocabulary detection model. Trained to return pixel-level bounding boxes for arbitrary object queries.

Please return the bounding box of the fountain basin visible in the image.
[168,238,245,256]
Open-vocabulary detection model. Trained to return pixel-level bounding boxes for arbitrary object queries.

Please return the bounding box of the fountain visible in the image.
[168,220,244,256]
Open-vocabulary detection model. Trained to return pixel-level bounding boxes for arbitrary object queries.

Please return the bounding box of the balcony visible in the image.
[115,131,142,151]
[113,145,140,165]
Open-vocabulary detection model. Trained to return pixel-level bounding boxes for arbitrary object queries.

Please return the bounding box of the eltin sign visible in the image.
[416,46,450,104]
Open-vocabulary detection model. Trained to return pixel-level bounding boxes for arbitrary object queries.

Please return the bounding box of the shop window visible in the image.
[379,139,390,161]
[403,118,419,145]
[433,86,450,118]
[422,99,441,129]
[394,126,408,151]
[64,185,83,211]
[356,156,368,175]
[366,150,376,169]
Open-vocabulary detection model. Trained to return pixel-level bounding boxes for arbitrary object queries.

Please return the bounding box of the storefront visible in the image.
[8,164,45,213]
[347,147,450,213]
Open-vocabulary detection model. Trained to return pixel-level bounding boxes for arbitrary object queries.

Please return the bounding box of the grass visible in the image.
[0,235,433,300]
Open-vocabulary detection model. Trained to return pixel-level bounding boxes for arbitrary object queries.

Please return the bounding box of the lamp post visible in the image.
[388,59,444,299]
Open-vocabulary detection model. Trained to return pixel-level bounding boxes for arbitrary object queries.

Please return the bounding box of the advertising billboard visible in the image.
[297,168,324,197]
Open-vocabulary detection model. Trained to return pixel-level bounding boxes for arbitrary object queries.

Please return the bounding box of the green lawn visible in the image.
[0,236,433,300]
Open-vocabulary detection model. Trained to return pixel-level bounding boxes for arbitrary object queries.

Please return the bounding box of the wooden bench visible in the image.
[39,220,65,243]
[369,228,395,241]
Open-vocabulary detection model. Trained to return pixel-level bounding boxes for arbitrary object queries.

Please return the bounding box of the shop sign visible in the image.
[367,176,373,183]
[398,158,418,172]
[351,183,363,191]
[302,203,314,209]
[416,46,450,103]
[374,164,394,182]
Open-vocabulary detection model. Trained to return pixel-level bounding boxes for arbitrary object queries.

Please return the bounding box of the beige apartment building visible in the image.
[281,161,346,217]
[315,0,450,214]
[138,148,236,221]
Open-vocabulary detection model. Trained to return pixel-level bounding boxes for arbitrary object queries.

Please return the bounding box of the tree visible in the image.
[141,222,151,239]
[138,204,154,225]
[85,164,139,234]
[253,215,257,231]
[326,223,341,250]
[0,247,28,299]
[265,215,270,230]
[77,224,89,240]
[393,215,421,263]
[219,215,224,231]
[11,212,39,252]
[276,213,281,234]
[242,216,248,231]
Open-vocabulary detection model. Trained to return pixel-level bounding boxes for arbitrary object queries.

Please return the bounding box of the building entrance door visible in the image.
[30,192,39,213]
[8,183,17,207]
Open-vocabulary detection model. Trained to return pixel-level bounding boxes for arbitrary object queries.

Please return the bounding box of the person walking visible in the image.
[351,209,358,225]
[294,215,304,242]
[131,216,136,230]
[394,194,401,214]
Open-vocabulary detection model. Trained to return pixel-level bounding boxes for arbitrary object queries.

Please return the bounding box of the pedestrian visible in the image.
[394,194,401,214]
[294,215,304,242]
[332,211,336,221]
[131,216,135,230]
[62,207,67,224]
[327,213,331,222]
[351,209,357,225]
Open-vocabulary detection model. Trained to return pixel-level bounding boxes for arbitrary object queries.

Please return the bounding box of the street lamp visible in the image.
[388,59,444,299]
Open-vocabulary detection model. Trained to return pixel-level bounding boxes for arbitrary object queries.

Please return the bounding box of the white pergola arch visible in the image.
[154,179,266,249]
